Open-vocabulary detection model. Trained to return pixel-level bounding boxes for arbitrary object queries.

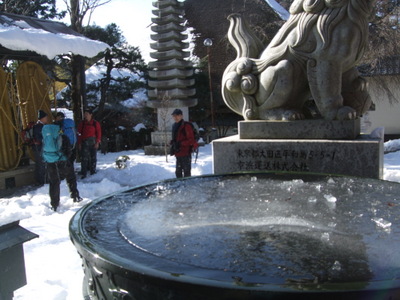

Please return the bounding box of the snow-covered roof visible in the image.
[0,12,109,59]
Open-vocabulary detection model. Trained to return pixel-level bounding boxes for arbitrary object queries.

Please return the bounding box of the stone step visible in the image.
[0,164,35,190]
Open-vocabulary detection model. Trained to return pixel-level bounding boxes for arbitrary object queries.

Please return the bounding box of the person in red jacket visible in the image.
[170,109,196,178]
[77,109,102,179]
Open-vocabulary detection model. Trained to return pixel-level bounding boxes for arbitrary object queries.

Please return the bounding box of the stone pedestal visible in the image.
[214,119,383,179]
[144,131,172,156]
[213,135,383,179]
[0,164,35,190]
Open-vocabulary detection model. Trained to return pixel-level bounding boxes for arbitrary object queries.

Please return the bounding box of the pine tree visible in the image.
[83,23,147,119]
[0,0,65,19]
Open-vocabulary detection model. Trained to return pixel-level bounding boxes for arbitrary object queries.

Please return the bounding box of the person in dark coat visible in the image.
[170,109,196,178]
[32,110,48,185]
[77,109,102,179]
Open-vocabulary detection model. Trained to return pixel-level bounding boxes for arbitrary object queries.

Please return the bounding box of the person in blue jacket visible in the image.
[55,111,77,163]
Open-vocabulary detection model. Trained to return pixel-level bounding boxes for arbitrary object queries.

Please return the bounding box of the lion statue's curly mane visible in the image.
[222,0,376,121]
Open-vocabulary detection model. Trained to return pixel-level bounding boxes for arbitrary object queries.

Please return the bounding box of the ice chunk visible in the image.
[328,222,337,228]
[327,178,336,184]
[332,261,342,271]
[308,196,317,203]
[321,232,330,241]
[371,217,392,229]
[324,194,337,203]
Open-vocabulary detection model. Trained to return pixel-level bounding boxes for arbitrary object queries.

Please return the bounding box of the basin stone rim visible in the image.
[69,172,400,294]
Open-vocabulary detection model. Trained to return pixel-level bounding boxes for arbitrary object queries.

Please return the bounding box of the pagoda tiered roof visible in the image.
[147,0,197,107]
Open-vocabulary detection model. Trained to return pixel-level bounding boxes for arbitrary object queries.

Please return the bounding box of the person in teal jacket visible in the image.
[42,121,82,211]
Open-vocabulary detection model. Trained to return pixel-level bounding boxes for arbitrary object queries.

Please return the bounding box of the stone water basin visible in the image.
[69,173,400,299]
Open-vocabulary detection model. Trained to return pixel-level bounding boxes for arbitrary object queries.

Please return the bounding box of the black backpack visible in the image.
[60,134,73,159]
[21,121,36,146]
[184,122,199,151]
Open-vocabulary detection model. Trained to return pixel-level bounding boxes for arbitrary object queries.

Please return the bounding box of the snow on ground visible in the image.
[0,141,399,299]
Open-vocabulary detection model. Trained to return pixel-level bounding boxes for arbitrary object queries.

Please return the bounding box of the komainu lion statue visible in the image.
[222,0,375,121]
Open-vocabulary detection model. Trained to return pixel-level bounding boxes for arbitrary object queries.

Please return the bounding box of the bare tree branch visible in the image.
[63,0,112,27]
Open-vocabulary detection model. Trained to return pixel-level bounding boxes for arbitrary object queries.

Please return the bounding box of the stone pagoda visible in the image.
[145,0,197,155]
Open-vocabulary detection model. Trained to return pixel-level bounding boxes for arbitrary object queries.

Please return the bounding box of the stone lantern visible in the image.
[0,221,38,299]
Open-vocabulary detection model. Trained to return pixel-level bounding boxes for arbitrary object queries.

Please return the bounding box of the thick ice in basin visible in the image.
[116,175,400,284]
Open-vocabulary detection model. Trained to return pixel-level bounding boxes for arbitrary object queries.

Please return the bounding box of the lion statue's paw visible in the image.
[259,109,305,120]
[336,106,357,120]
[282,110,305,121]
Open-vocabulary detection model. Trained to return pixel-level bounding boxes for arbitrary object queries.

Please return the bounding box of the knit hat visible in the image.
[38,110,47,120]
[171,109,183,116]
[84,108,93,114]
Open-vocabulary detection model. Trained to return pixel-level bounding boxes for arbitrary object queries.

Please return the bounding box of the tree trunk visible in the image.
[69,0,85,124]
[96,51,113,119]
[70,54,86,124]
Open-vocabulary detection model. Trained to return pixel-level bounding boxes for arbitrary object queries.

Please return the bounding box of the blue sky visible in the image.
[55,0,290,63]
